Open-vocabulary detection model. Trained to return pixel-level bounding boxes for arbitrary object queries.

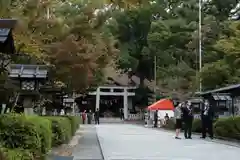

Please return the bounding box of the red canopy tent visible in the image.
[147,99,174,111]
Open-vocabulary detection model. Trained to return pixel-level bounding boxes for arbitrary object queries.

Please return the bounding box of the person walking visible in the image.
[182,101,194,139]
[82,110,86,124]
[120,108,124,120]
[87,110,93,124]
[201,100,214,139]
[174,103,183,139]
[154,110,158,128]
[94,108,100,125]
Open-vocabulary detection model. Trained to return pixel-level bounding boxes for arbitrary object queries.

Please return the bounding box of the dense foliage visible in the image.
[0,0,240,100]
[0,114,81,159]
[163,116,240,140]
[104,0,240,100]
[0,0,118,93]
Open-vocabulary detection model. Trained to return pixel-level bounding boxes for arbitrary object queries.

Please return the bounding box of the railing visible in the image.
[128,113,144,120]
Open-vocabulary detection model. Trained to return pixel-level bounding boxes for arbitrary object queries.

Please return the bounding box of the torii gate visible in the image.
[88,86,136,119]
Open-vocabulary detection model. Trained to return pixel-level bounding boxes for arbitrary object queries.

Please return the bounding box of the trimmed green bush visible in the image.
[164,116,240,140]
[0,114,81,158]
[1,148,33,160]
[64,116,81,135]
[234,116,240,132]
[27,116,52,155]
[162,118,175,130]
[45,116,72,146]
[192,119,202,133]
[214,117,240,140]
[0,114,41,156]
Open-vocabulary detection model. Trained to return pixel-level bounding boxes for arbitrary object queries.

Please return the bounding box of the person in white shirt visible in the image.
[174,103,183,139]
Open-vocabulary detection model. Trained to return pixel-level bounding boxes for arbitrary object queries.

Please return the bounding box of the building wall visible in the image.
[233,96,240,115]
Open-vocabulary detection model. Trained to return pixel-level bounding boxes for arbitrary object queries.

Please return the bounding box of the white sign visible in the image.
[1,104,6,114]
[194,114,201,119]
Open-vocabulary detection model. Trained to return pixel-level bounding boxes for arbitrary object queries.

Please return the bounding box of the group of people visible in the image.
[81,108,100,125]
[174,100,214,140]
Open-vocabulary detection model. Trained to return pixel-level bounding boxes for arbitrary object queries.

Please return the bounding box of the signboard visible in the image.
[194,114,201,119]
[1,104,6,114]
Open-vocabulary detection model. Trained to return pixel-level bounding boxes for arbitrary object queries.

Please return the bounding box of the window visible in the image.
[217,100,232,116]
[192,103,201,113]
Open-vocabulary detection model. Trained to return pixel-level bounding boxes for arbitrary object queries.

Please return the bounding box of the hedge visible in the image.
[64,116,82,136]
[163,116,240,140]
[0,114,81,160]
[214,116,240,140]
[45,116,72,146]
[0,148,33,160]
[0,114,42,156]
[27,116,52,155]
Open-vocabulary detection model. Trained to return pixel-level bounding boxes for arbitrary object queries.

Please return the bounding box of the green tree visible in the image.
[0,0,117,94]
[200,21,240,89]
[107,0,240,100]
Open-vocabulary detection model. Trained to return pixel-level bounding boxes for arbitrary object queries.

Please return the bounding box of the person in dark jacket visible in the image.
[154,110,158,128]
[201,100,214,139]
[182,101,194,139]
[120,108,124,120]
[94,108,100,125]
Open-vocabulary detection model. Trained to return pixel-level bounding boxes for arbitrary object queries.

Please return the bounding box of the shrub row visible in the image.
[214,116,240,140]
[163,116,240,140]
[0,148,33,160]
[0,114,81,160]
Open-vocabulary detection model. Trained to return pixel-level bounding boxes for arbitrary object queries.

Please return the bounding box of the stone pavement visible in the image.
[96,123,240,160]
[72,125,103,160]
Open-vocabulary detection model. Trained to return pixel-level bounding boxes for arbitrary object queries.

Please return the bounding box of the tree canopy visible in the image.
[104,0,240,100]
[1,0,240,101]
[0,0,118,93]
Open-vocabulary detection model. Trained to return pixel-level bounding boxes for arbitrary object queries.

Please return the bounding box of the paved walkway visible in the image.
[96,124,240,160]
[72,125,103,160]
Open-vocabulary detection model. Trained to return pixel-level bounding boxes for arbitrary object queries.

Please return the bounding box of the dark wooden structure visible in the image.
[197,84,240,117]
[0,19,17,54]
[0,19,17,113]
[75,94,95,112]
[189,97,203,114]
[40,84,66,115]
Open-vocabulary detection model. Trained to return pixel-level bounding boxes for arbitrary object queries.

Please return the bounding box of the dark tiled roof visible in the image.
[198,84,240,95]
[0,19,17,28]
[0,19,17,54]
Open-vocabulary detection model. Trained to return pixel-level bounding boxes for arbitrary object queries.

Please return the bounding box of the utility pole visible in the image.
[199,0,202,93]
[47,7,50,19]
[154,55,157,102]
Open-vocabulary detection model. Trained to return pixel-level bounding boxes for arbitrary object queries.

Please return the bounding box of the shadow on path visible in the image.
[49,155,73,160]
[72,125,104,160]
